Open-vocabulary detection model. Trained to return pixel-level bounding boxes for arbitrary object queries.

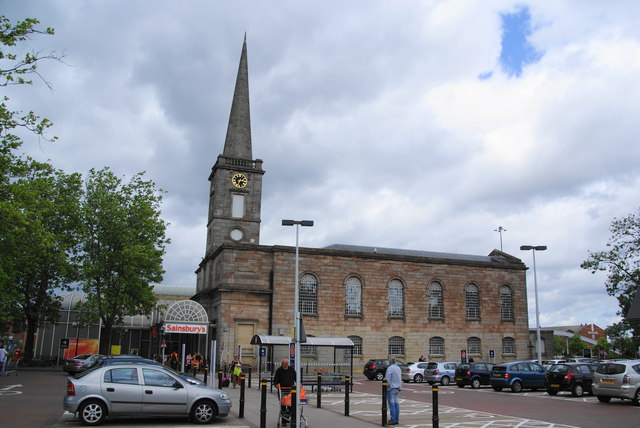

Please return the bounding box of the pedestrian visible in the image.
[273,359,296,426]
[192,352,201,376]
[0,341,7,376]
[186,353,192,371]
[418,355,426,362]
[384,357,402,425]
[231,355,242,388]
[170,350,179,371]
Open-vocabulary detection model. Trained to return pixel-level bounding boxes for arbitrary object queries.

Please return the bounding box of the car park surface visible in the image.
[424,361,458,385]
[455,362,494,388]
[592,359,640,405]
[545,362,594,397]
[490,361,546,392]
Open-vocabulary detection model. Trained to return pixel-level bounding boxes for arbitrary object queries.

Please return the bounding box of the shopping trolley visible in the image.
[276,386,308,428]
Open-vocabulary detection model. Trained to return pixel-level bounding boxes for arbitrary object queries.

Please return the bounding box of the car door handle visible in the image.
[145,390,153,394]
[106,388,114,392]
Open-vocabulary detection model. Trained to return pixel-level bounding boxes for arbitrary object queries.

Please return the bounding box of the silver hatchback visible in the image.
[592,360,640,405]
[424,361,458,386]
[63,363,232,425]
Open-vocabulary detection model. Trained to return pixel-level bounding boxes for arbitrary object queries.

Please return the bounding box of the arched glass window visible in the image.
[348,335,363,355]
[388,336,405,356]
[502,337,515,355]
[345,276,362,315]
[465,283,480,319]
[429,337,445,356]
[428,281,444,319]
[467,337,482,355]
[500,285,514,320]
[388,279,404,317]
[299,273,317,315]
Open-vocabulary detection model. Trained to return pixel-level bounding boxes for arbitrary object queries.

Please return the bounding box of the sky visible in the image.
[4,1,640,332]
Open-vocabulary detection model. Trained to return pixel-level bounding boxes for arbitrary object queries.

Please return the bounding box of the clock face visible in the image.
[231,173,248,188]
[230,228,244,241]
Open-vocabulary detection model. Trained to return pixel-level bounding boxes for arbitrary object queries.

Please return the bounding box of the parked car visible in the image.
[542,359,567,371]
[490,361,546,392]
[401,362,429,383]
[63,363,232,425]
[455,362,494,388]
[363,359,405,381]
[592,360,640,405]
[424,362,458,386]
[100,355,160,367]
[63,354,105,374]
[545,362,594,397]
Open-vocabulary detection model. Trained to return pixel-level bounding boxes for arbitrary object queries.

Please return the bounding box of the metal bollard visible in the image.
[204,366,208,384]
[381,381,388,426]
[317,373,322,408]
[248,365,252,389]
[432,384,439,428]
[218,370,223,388]
[239,376,246,418]
[344,376,350,416]
[260,381,267,428]
[291,387,297,428]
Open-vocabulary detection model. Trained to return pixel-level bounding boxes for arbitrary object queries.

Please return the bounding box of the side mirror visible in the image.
[173,381,184,389]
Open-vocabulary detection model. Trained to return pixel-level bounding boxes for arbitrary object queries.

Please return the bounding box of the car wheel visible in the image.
[441,376,450,386]
[456,383,464,388]
[191,399,217,424]
[510,380,523,393]
[471,378,481,389]
[632,389,640,406]
[414,374,423,383]
[375,372,384,381]
[596,395,611,403]
[79,399,106,426]
[492,386,503,392]
[571,383,584,397]
[546,388,558,396]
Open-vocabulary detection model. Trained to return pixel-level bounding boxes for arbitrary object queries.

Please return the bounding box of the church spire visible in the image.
[223,35,252,160]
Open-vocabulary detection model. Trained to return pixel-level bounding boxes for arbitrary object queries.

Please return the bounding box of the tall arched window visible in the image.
[348,335,363,355]
[345,276,362,316]
[467,337,482,356]
[388,279,404,317]
[388,336,405,356]
[500,285,514,320]
[299,273,317,315]
[429,337,445,356]
[465,283,480,319]
[502,337,515,355]
[428,281,444,319]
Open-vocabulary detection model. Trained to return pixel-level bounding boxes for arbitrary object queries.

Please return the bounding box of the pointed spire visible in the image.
[223,35,252,160]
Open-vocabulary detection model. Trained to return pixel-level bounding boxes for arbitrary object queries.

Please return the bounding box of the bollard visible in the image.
[381,381,388,426]
[218,370,223,389]
[204,366,208,384]
[239,376,246,418]
[344,376,350,416]
[260,381,267,428]
[432,384,439,428]
[317,373,322,408]
[291,387,297,428]
[248,365,252,389]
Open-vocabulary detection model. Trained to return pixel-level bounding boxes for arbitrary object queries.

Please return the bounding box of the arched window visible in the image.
[299,273,317,315]
[428,281,444,319]
[429,337,445,356]
[467,337,482,356]
[388,279,404,317]
[388,336,405,356]
[345,276,362,315]
[500,285,514,320]
[465,283,480,319]
[348,335,363,355]
[502,337,515,355]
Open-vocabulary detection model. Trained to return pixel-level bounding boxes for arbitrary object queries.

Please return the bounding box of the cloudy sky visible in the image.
[5,1,640,331]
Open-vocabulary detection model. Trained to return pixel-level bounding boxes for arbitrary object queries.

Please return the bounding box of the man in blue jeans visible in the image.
[384,357,402,425]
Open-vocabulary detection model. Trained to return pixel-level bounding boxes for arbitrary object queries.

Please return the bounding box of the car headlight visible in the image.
[219,393,228,400]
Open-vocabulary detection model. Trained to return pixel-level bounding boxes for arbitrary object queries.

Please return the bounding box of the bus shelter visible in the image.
[250,335,354,389]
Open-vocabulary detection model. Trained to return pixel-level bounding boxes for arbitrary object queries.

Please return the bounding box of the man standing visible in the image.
[273,359,296,426]
[384,357,402,425]
[0,341,7,376]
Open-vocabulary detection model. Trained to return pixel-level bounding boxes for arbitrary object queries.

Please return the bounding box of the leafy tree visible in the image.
[76,168,169,354]
[553,335,566,357]
[581,207,640,348]
[592,337,611,359]
[567,333,586,356]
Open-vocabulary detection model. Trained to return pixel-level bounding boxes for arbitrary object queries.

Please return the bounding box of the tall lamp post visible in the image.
[282,219,314,428]
[520,245,547,365]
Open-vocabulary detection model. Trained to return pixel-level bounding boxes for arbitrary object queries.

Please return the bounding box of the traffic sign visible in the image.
[259,347,266,357]
[489,349,495,359]
[60,338,70,349]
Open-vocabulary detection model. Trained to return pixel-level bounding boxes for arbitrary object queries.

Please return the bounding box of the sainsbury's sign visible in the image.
[164,323,207,335]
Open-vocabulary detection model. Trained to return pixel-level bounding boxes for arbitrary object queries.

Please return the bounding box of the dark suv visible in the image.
[490,361,546,392]
[545,362,594,397]
[364,359,404,381]
[455,362,494,388]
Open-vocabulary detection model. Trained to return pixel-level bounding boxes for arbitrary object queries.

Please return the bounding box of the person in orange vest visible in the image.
[169,351,179,370]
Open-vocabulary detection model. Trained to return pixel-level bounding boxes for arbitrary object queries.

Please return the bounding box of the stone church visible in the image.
[193,38,530,368]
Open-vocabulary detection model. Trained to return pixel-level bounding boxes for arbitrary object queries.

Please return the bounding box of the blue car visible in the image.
[490,361,546,392]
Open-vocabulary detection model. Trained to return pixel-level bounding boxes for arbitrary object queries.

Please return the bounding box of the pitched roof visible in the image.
[323,244,499,263]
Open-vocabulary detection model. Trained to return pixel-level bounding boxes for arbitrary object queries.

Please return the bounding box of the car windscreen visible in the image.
[549,364,570,373]
[596,363,625,375]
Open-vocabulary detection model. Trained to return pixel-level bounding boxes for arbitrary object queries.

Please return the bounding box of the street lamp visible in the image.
[72,321,80,357]
[520,245,547,365]
[282,219,314,428]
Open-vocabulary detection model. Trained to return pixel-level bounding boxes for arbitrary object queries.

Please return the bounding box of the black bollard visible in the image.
[432,384,439,428]
[248,365,252,389]
[260,381,267,428]
[204,366,208,384]
[218,370,223,388]
[381,381,388,426]
[239,376,246,418]
[317,373,322,408]
[291,387,297,428]
[345,376,350,416]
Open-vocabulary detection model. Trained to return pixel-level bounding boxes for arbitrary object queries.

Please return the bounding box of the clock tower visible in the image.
[205,36,264,255]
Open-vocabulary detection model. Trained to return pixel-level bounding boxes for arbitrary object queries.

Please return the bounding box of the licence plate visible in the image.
[456,377,462,381]
[601,379,615,384]
[494,373,502,377]
[550,384,560,388]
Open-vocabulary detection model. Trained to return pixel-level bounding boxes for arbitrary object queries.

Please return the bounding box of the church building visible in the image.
[193,39,530,368]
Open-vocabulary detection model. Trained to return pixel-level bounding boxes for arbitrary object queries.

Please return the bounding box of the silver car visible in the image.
[401,362,429,383]
[592,359,640,405]
[424,361,458,386]
[63,363,232,425]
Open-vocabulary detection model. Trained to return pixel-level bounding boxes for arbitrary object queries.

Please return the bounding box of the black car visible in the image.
[62,353,105,374]
[363,359,404,381]
[455,362,494,388]
[545,362,594,397]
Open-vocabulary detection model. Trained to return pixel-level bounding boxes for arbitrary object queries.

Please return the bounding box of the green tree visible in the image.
[568,333,586,356]
[592,337,611,359]
[76,168,169,354]
[553,335,566,357]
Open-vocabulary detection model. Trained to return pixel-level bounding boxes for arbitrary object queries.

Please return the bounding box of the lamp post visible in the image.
[282,219,314,428]
[72,321,80,357]
[520,245,547,365]
[494,226,507,251]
